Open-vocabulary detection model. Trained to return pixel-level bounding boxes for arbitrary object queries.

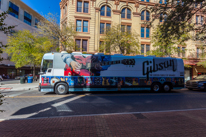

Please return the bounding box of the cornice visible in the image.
[75,36,91,39]
[74,16,91,19]
[60,0,68,9]
[95,7,100,12]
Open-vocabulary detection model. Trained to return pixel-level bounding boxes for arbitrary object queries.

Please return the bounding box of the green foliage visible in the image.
[4,30,54,73]
[37,13,76,51]
[148,25,190,57]
[100,24,140,55]
[150,0,206,40]
[184,64,192,68]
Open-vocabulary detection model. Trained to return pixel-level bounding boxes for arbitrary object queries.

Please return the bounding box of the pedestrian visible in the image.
[0,75,3,81]
[2,74,6,79]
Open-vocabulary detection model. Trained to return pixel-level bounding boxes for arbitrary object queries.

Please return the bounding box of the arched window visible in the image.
[160,14,167,22]
[121,8,131,19]
[100,5,111,17]
[141,10,150,21]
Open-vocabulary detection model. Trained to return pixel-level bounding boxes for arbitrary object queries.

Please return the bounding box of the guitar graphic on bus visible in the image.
[62,54,135,76]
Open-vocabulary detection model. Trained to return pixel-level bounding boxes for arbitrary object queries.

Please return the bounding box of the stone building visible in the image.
[0,0,43,78]
[59,0,206,81]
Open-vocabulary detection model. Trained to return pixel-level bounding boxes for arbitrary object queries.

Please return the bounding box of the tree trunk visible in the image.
[33,65,36,81]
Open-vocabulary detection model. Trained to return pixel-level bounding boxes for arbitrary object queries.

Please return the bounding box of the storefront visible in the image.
[0,64,40,79]
[184,59,206,81]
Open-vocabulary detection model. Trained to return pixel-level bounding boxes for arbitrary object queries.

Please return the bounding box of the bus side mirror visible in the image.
[39,72,46,75]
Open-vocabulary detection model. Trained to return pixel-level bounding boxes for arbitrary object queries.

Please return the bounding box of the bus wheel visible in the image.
[55,83,68,95]
[163,84,171,92]
[151,83,161,92]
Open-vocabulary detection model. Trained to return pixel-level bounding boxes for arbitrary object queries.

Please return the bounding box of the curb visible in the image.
[0,87,38,91]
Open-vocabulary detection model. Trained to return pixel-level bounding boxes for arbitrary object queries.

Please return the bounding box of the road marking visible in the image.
[4,94,74,98]
[52,95,86,107]
[3,94,87,119]
[4,90,35,97]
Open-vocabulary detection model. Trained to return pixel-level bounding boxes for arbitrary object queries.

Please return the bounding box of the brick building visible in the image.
[59,0,206,81]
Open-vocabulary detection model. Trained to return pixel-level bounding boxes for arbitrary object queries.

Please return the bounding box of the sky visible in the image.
[21,0,61,19]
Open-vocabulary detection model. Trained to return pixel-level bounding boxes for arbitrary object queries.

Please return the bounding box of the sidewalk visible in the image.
[1,109,206,137]
[0,81,39,91]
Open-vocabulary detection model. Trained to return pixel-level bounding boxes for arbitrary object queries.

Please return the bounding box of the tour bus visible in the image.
[39,51,184,95]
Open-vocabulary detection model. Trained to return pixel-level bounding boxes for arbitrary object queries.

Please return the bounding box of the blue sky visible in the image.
[21,0,61,18]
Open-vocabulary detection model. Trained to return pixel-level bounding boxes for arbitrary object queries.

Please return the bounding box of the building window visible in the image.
[160,14,167,22]
[100,5,111,17]
[35,18,39,28]
[178,47,180,57]
[121,25,131,33]
[24,11,32,26]
[197,48,199,58]
[121,8,131,19]
[141,44,144,54]
[75,39,88,52]
[77,0,89,13]
[76,20,88,32]
[159,0,162,4]
[146,45,150,53]
[196,15,199,25]
[141,44,150,54]
[201,16,204,25]
[0,0,1,9]
[9,2,19,19]
[141,10,150,21]
[141,27,150,38]
[182,47,185,57]
[100,22,111,34]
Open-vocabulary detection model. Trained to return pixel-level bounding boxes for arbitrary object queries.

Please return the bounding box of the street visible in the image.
[1,88,206,120]
[2,88,206,136]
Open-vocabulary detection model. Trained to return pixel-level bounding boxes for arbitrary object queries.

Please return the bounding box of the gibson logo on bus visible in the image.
[143,59,177,80]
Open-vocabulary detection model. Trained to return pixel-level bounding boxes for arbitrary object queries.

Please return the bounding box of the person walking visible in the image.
[0,75,3,81]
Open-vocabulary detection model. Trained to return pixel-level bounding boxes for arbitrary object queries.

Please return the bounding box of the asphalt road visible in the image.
[1,88,206,120]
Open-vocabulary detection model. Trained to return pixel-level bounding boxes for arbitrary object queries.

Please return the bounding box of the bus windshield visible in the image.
[41,59,53,72]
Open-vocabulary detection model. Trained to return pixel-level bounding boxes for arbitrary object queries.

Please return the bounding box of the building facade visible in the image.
[0,0,43,78]
[60,0,206,81]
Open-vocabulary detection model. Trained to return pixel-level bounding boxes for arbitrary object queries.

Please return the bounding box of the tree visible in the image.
[148,24,190,57]
[37,13,76,51]
[0,11,15,111]
[100,24,140,55]
[0,11,15,61]
[4,30,54,78]
[150,0,206,44]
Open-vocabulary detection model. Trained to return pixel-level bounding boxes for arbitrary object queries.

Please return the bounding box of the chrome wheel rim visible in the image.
[57,85,66,94]
[164,85,170,92]
[153,85,159,92]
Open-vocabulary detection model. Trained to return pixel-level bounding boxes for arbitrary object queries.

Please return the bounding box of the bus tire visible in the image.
[163,83,171,92]
[151,83,162,92]
[55,83,68,95]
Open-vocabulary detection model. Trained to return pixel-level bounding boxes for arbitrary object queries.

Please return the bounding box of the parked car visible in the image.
[186,75,206,90]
